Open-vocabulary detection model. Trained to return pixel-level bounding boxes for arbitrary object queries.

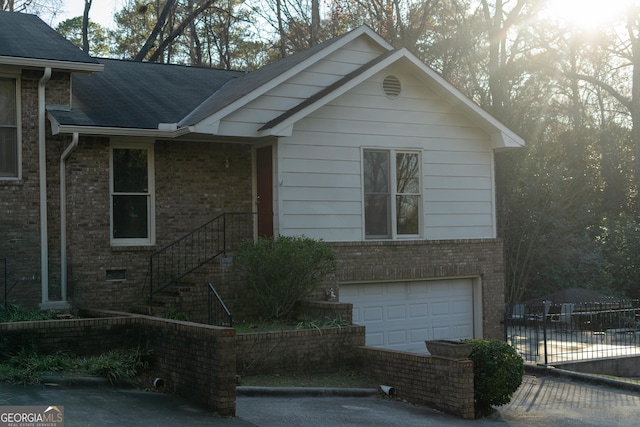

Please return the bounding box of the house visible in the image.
[0,11,523,353]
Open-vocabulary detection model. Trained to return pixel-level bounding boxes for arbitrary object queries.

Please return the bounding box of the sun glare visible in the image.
[543,0,630,29]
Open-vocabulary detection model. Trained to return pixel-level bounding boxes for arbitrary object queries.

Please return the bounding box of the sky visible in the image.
[54,0,124,28]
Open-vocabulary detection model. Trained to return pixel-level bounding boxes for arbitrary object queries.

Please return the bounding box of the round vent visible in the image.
[382,75,401,98]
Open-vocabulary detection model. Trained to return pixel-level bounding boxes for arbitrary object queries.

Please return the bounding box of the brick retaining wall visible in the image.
[236,325,365,376]
[360,346,475,419]
[0,314,478,419]
[0,312,237,416]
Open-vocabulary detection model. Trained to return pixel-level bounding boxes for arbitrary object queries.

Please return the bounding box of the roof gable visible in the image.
[0,11,101,71]
[179,26,392,129]
[256,48,524,149]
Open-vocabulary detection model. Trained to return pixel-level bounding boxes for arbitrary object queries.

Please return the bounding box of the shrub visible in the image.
[467,339,524,417]
[234,236,336,320]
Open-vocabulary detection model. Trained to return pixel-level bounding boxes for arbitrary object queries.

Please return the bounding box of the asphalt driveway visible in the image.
[1,374,639,426]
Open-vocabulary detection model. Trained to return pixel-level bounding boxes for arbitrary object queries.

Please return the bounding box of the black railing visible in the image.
[505,299,640,365]
[149,212,257,305]
[208,282,233,327]
[2,257,6,310]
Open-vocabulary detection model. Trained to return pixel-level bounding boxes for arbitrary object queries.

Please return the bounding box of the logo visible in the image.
[0,405,64,427]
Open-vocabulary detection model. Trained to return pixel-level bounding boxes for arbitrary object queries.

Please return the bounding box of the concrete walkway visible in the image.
[1,372,639,426]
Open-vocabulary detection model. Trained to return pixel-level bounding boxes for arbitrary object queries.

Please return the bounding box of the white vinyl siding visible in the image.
[275,63,495,242]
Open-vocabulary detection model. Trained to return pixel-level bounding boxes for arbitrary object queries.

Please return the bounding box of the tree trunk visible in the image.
[82,0,92,53]
[135,0,177,61]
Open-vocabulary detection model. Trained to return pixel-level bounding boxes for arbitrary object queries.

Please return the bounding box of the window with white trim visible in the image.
[0,77,19,179]
[363,149,421,239]
[110,143,155,245]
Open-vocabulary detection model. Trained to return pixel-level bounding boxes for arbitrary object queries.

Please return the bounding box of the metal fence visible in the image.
[505,299,640,365]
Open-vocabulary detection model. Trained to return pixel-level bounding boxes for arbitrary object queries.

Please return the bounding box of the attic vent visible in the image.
[382,75,401,98]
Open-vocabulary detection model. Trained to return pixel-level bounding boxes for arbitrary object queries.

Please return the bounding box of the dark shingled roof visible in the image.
[50,59,244,129]
[0,11,98,65]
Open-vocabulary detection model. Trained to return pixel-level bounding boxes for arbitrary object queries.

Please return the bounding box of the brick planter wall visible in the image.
[0,314,480,420]
[360,347,475,419]
[236,325,365,376]
[0,312,237,416]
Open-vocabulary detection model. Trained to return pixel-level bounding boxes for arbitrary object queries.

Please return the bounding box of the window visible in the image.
[364,149,421,239]
[0,77,19,179]
[110,143,155,245]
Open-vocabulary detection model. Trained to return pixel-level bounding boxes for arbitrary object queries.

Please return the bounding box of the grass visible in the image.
[0,346,152,385]
[239,370,379,388]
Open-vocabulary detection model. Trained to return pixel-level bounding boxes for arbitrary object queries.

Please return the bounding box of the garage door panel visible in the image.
[363,306,384,322]
[387,305,406,320]
[409,303,428,318]
[367,332,384,347]
[342,279,475,353]
[410,328,428,342]
[387,330,407,346]
[431,301,451,316]
[363,283,385,296]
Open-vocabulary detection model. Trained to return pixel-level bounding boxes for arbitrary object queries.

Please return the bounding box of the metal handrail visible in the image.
[208,282,233,327]
[148,211,258,305]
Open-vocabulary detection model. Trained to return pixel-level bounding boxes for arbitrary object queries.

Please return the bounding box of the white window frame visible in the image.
[362,148,422,240]
[0,74,21,180]
[109,141,155,246]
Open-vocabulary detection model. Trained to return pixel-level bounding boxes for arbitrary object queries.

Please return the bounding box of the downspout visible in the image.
[60,132,79,303]
[39,67,51,306]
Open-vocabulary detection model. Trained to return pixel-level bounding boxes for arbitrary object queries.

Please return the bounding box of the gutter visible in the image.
[38,67,51,307]
[59,132,79,303]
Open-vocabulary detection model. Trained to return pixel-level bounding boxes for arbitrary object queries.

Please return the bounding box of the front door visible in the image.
[256,146,273,238]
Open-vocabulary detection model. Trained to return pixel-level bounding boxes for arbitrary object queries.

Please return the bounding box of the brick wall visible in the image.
[331,239,505,340]
[0,313,479,420]
[236,325,365,376]
[360,347,475,419]
[0,311,237,416]
[64,138,253,311]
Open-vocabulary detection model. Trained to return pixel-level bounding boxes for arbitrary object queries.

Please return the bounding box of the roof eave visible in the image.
[50,120,192,139]
[0,56,103,73]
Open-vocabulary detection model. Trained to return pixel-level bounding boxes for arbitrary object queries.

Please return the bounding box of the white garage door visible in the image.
[340,278,475,353]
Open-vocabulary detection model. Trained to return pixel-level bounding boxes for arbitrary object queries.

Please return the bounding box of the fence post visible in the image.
[504,304,508,342]
[542,301,549,365]
[3,257,6,311]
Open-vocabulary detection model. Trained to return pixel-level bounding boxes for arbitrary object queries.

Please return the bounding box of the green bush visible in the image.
[467,339,524,417]
[233,236,336,320]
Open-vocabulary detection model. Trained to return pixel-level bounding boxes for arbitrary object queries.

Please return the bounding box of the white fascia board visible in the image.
[191,119,220,135]
[188,26,393,129]
[491,132,524,150]
[0,56,104,73]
